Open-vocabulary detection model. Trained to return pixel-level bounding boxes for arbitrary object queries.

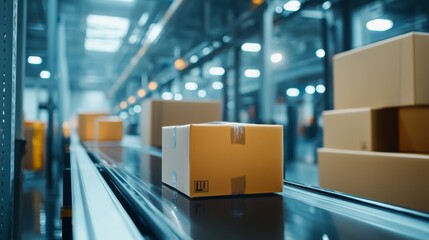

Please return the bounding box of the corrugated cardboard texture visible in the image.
[334,32,429,109]
[141,100,221,147]
[162,123,283,198]
[78,112,109,141]
[323,108,398,151]
[318,148,429,213]
[399,107,429,153]
[95,117,124,141]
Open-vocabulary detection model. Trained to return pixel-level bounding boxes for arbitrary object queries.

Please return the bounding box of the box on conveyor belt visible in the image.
[318,148,429,213]
[78,112,108,141]
[334,32,429,109]
[23,121,46,171]
[323,106,429,153]
[95,116,124,141]
[162,123,283,198]
[140,100,221,147]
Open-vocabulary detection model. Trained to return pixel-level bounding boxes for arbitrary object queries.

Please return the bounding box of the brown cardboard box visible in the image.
[162,123,283,198]
[334,32,429,109]
[95,116,124,141]
[399,107,429,153]
[323,108,398,151]
[78,112,108,141]
[323,107,429,153]
[141,100,221,147]
[23,121,45,171]
[318,148,429,213]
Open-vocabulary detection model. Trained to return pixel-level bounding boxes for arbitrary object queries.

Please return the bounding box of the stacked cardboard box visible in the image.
[319,32,429,213]
[78,112,124,141]
[23,121,46,171]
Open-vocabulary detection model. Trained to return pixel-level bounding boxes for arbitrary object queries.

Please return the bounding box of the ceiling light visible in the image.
[213,41,221,48]
[241,43,261,52]
[271,53,283,63]
[252,0,264,6]
[137,89,146,98]
[244,69,260,78]
[174,58,188,71]
[212,81,223,90]
[198,90,207,98]
[28,56,42,64]
[174,93,183,101]
[40,70,50,79]
[120,101,128,109]
[146,23,162,44]
[189,55,199,63]
[119,112,128,119]
[316,84,326,93]
[202,47,212,55]
[133,105,142,113]
[286,88,300,97]
[275,6,283,14]
[366,19,393,31]
[305,85,316,94]
[86,15,130,39]
[162,92,173,100]
[209,67,225,76]
[128,96,136,104]
[222,35,231,43]
[128,108,135,115]
[316,49,325,58]
[185,82,198,91]
[128,33,139,44]
[148,81,158,91]
[85,39,122,53]
[284,0,301,12]
[322,1,332,10]
[138,13,149,27]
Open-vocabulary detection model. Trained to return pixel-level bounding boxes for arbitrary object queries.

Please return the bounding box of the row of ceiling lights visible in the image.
[286,84,326,97]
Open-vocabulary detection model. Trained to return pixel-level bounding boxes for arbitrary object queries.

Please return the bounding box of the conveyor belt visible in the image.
[83,138,429,240]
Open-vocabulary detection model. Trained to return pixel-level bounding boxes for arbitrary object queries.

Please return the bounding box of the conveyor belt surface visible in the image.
[84,138,429,240]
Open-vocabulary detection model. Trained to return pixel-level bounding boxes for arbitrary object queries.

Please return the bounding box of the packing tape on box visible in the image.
[230,123,245,144]
[231,176,246,194]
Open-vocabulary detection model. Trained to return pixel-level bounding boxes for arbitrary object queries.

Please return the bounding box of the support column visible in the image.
[260,2,274,123]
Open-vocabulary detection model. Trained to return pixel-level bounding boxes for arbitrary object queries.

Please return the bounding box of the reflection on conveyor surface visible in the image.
[85,141,429,240]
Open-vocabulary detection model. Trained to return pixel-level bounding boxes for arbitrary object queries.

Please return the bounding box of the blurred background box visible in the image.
[334,32,429,109]
[399,107,429,153]
[78,112,108,141]
[141,100,221,147]
[95,116,124,141]
[318,148,429,213]
[23,121,46,171]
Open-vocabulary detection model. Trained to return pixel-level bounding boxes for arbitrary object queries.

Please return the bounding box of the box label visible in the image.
[194,180,209,192]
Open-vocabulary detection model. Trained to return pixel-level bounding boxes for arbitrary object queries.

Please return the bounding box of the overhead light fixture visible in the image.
[189,55,199,63]
[202,47,212,55]
[148,81,158,91]
[137,89,146,98]
[86,15,130,39]
[212,81,223,90]
[275,6,283,14]
[128,108,135,115]
[244,69,260,78]
[185,82,198,91]
[138,13,149,27]
[120,101,128,109]
[366,19,393,31]
[174,93,183,101]
[286,88,300,97]
[146,23,162,44]
[212,41,221,48]
[284,0,301,12]
[85,39,122,53]
[322,1,332,10]
[241,43,261,52]
[209,67,225,76]
[271,53,283,63]
[162,92,173,100]
[305,85,316,94]
[222,35,231,43]
[133,105,142,113]
[128,96,136,104]
[40,70,50,79]
[198,90,207,98]
[252,0,264,6]
[28,56,42,65]
[315,49,325,58]
[128,33,139,44]
[316,84,326,93]
[119,112,128,119]
[174,58,188,71]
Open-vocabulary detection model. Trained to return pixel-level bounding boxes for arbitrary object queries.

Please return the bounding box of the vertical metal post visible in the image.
[233,45,241,122]
[321,14,333,110]
[260,1,274,123]
[0,0,18,239]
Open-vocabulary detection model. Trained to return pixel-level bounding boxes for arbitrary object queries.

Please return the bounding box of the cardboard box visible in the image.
[78,112,108,141]
[323,108,398,151]
[399,107,429,153]
[318,148,429,213]
[334,32,429,109]
[95,116,124,141]
[324,107,429,153]
[23,121,46,171]
[162,123,283,198]
[141,100,221,147]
